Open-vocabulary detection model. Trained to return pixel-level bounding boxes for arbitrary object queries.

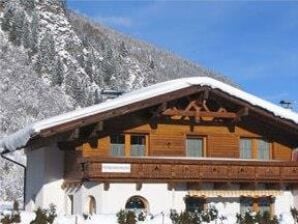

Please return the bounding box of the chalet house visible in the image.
[1,77,298,221]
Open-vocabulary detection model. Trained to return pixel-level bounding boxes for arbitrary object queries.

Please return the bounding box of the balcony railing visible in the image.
[64,152,298,184]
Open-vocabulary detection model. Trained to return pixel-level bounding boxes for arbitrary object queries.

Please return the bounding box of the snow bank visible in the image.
[3,212,295,224]
[1,77,297,153]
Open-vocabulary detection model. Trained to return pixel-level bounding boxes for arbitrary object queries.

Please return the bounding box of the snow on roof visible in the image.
[1,77,298,153]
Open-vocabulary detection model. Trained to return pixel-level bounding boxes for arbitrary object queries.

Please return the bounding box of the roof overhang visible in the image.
[1,77,297,152]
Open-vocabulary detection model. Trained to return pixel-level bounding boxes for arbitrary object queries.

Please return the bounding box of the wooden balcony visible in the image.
[64,153,298,184]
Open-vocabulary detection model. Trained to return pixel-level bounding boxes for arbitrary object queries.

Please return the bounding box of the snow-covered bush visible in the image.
[170,207,219,224]
[29,204,56,224]
[0,200,21,224]
[236,211,279,224]
[116,210,137,224]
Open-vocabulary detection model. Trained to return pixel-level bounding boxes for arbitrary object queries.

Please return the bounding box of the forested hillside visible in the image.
[0,0,234,201]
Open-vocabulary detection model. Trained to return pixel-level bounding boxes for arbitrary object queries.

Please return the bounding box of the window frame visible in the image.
[110,134,125,157]
[239,137,271,160]
[184,196,206,213]
[109,133,149,157]
[240,196,274,217]
[130,134,146,157]
[185,135,206,158]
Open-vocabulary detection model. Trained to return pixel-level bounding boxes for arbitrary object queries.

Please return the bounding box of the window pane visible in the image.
[131,135,145,156]
[185,197,205,213]
[186,138,203,157]
[258,197,271,215]
[240,139,252,159]
[258,140,270,160]
[240,197,253,216]
[110,135,125,156]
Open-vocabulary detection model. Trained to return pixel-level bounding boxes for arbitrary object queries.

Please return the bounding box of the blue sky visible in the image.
[68,1,298,110]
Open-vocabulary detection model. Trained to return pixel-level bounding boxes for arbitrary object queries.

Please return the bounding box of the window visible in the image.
[67,195,74,215]
[239,138,271,160]
[240,138,252,159]
[240,197,273,216]
[258,140,270,160]
[185,197,205,213]
[258,197,271,215]
[131,135,146,157]
[110,135,125,156]
[125,196,149,214]
[84,195,96,215]
[186,137,204,157]
[240,197,253,216]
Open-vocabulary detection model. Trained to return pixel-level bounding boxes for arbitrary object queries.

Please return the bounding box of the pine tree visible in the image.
[149,59,155,69]
[38,33,56,74]
[22,18,31,49]
[94,89,101,104]
[20,0,35,11]
[105,48,113,61]
[85,56,93,82]
[30,12,39,55]
[52,58,64,86]
[86,90,94,106]
[1,6,14,31]
[9,11,25,46]
[119,41,128,57]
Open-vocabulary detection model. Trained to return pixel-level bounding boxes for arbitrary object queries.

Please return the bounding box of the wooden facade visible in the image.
[60,88,298,185]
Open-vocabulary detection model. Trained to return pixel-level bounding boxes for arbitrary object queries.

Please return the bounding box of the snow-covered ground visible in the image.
[0,211,294,224]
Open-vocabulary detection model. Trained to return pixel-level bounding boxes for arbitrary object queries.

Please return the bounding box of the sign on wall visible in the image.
[102,163,131,173]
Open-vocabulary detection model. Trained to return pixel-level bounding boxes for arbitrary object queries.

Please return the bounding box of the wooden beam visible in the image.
[203,89,210,100]
[40,86,204,137]
[235,107,249,122]
[162,109,236,119]
[136,182,142,191]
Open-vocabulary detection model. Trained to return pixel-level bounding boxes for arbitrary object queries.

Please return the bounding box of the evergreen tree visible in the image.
[149,59,155,69]
[38,33,56,74]
[52,58,64,86]
[119,41,128,57]
[105,48,113,61]
[85,55,94,82]
[20,0,35,11]
[9,11,25,46]
[86,90,94,106]
[30,12,39,54]
[22,18,31,49]
[94,89,101,104]
[1,6,14,31]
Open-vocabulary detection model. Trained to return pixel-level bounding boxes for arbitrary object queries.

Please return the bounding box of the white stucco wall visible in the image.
[25,144,65,214]
[63,182,297,223]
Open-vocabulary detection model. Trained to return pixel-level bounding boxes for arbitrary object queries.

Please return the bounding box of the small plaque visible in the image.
[102,163,131,173]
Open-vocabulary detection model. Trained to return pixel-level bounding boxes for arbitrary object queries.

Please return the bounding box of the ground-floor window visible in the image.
[240,196,273,216]
[85,195,96,215]
[240,197,253,215]
[125,196,149,214]
[185,196,206,213]
[66,195,74,215]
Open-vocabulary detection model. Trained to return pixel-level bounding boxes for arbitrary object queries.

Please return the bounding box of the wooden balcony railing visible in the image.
[64,153,298,184]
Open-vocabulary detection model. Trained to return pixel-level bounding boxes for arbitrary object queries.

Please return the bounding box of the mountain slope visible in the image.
[0,0,234,201]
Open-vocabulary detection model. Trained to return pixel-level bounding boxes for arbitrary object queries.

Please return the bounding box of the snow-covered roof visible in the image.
[1,77,298,153]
